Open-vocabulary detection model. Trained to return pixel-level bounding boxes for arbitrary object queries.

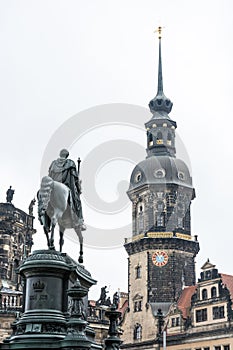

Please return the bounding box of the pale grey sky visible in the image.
[0,0,233,299]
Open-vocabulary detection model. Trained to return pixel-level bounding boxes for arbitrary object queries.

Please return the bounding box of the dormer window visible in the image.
[178,171,186,181]
[135,172,142,183]
[196,308,207,322]
[205,270,212,279]
[202,288,208,300]
[211,286,217,298]
[171,316,180,327]
[213,306,225,319]
[154,169,165,178]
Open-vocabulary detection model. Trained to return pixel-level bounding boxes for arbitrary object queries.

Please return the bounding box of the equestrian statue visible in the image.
[38,149,86,263]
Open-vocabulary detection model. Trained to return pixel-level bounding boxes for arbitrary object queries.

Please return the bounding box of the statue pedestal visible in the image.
[1,249,98,350]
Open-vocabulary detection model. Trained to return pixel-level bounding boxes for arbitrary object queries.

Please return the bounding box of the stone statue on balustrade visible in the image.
[6,186,14,204]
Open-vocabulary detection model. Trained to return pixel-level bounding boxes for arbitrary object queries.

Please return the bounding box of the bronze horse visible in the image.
[38,176,84,263]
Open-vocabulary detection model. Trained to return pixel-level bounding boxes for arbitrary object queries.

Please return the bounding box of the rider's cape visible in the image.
[49,158,83,221]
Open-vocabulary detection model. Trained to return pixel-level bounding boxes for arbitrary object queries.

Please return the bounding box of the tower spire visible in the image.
[149,26,173,115]
[156,26,163,94]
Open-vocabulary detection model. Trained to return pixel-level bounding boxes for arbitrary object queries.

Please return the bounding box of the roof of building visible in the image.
[201,259,216,270]
[221,273,233,308]
[89,300,96,307]
[118,299,128,316]
[177,285,196,319]
[128,155,193,192]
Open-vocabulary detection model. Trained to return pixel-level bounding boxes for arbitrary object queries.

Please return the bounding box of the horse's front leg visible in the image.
[40,214,51,249]
[59,226,65,252]
[43,228,50,249]
[49,223,55,250]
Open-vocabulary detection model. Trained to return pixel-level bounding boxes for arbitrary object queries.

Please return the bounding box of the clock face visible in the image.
[152,250,169,267]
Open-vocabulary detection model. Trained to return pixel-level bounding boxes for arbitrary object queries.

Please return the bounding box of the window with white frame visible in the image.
[213,306,225,319]
[196,308,207,322]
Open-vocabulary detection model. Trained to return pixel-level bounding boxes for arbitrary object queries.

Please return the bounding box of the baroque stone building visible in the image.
[121,259,233,350]
[121,29,233,350]
[0,197,36,341]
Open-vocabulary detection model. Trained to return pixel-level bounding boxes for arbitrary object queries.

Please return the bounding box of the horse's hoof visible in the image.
[78,256,83,264]
[49,246,55,251]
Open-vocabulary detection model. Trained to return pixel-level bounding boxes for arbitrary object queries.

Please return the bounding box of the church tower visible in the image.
[122,28,199,344]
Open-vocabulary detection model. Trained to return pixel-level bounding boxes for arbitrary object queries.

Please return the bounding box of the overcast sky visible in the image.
[0,0,233,300]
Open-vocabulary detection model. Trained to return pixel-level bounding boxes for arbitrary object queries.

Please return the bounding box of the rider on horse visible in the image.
[48,149,85,229]
[37,149,85,261]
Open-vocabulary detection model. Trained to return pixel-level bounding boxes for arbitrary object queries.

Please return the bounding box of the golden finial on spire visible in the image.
[154,26,163,39]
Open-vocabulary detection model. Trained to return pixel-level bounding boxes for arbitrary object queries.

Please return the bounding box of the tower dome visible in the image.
[129,156,193,192]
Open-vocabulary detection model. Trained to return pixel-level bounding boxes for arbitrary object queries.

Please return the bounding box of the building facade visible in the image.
[0,199,36,341]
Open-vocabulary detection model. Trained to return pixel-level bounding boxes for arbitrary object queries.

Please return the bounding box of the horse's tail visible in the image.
[38,176,54,213]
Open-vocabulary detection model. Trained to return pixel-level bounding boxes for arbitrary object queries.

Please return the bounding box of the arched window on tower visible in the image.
[155,201,165,228]
[137,204,144,234]
[211,286,217,298]
[134,300,142,312]
[156,213,165,227]
[177,217,184,229]
[134,323,142,340]
[183,208,191,233]
[202,288,208,300]
[148,132,153,147]
[156,131,163,145]
[135,265,142,279]
[133,294,143,313]
[167,132,172,146]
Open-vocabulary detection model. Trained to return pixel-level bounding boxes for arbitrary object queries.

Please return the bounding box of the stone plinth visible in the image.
[1,249,98,350]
